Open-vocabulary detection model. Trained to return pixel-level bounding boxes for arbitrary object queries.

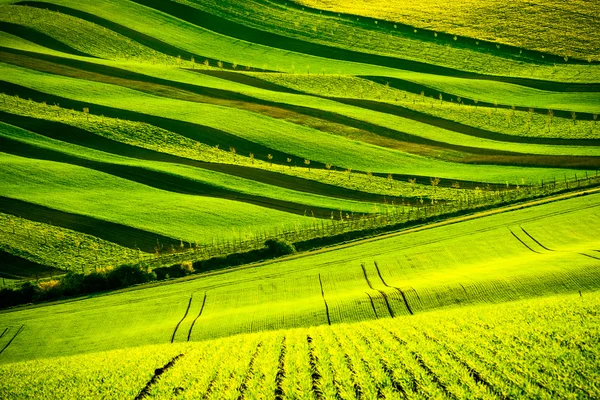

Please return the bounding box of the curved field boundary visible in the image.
[199,70,304,94]
[14,1,262,71]
[362,76,600,119]
[0,21,94,58]
[0,250,63,280]
[275,0,597,65]
[196,71,600,146]
[0,112,414,205]
[0,196,182,252]
[127,0,600,91]
[0,48,532,160]
[331,97,600,147]
[0,135,349,218]
[4,52,599,171]
[0,78,301,167]
[0,81,541,190]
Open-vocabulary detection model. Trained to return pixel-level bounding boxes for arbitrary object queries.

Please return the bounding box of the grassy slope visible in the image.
[0,121,385,215]
[4,49,600,159]
[0,4,171,61]
[0,213,141,276]
[0,152,315,244]
[1,291,598,399]
[0,192,598,364]
[2,63,595,183]
[3,0,599,82]
[295,0,600,61]
[168,0,599,79]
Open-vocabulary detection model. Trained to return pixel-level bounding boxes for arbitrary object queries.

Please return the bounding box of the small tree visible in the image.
[8,216,15,234]
[346,168,352,180]
[83,107,89,121]
[268,153,273,166]
[325,163,332,175]
[217,61,223,69]
[214,144,220,160]
[387,173,393,188]
[304,159,311,171]
[286,157,292,168]
[191,56,195,68]
[408,178,417,192]
[203,59,209,68]
[571,111,577,125]
[229,146,236,160]
[249,152,255,164]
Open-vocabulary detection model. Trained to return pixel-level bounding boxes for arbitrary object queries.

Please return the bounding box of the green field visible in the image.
[0,0,598,397]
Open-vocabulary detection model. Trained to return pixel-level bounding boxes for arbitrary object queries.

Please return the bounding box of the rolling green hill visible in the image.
[0,1,598,397]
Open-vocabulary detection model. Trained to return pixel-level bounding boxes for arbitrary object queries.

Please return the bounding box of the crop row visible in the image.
[1,291,598,399]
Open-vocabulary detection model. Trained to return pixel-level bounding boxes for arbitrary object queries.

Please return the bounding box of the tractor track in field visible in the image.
[0,327,9,339]
[361,263,395,318]
[318,274,331,325]
[171,294,193,343]
[3,188,599,315]
[187,292,207,342]
[0,324,24,357]
[374,261,413,315]
[365,292,379,319]
[508,227,545,254]
[134,354,184,400]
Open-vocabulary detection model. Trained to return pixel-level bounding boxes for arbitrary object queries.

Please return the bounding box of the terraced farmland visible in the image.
[0,0,598,398]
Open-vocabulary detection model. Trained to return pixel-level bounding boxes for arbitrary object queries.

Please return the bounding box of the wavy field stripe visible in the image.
[127,0,600,91]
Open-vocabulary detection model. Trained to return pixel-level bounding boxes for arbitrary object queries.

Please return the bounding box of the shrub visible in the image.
[154,262,195,280]
[61,272,85,296]
[264,239,296,257]
[82,271,110,293]
[107,264,154,288]
[36,279,63,301]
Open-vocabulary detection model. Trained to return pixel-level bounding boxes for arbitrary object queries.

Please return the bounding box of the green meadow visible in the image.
[0,0,598,398]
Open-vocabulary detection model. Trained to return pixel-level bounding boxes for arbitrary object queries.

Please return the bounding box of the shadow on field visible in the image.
[0,112,415,204]
[14,1,263,72]
[0,197,180,252]
[127,0,600,90]
[0,250,62,280]
[2,49,599,171]
[0,21,94,58]
[0,134,350,218]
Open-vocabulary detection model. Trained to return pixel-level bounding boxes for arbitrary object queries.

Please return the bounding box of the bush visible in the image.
[61,272,85,296]
[36,279,63,301]
[107,264,155,288]
[82,271,110,293]
[265,239,296,257]
[154,262,195,280]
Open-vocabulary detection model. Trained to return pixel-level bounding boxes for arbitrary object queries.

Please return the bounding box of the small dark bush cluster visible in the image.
[0,239,296,309]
